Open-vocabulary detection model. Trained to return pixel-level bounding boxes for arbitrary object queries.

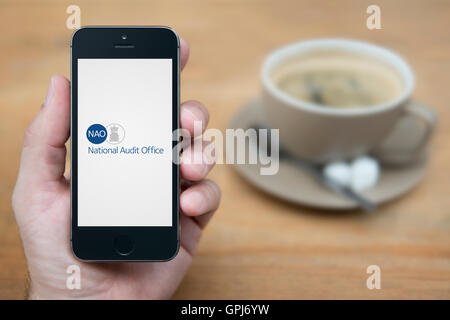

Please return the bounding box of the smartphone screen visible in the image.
[77,59,172,227]
[71,27,179,261]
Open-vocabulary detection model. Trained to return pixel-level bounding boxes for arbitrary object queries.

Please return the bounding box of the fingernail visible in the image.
[185,105,206,131]
[44,76,55,106]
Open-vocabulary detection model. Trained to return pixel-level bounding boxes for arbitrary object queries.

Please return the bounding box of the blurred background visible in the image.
[0,0,449,299]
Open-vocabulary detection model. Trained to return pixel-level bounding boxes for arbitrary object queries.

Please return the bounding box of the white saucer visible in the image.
[228,98,428,210]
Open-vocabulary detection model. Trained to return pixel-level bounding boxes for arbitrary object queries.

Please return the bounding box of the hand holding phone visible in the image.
[12,34,221,299]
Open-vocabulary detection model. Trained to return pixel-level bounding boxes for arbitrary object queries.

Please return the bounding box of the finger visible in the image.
[19,75,70,183]
[180,37,190,71]
[180,179,221,228]
[180,100,209,137]
[180,141,216,181]
[191,207,217,230]
[24,75,70,149]
[179,213,202,256]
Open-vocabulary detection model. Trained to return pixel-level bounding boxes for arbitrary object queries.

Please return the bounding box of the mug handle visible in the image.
[373,101,436,165]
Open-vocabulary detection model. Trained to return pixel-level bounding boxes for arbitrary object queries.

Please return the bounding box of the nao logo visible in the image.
[86,123,125,144]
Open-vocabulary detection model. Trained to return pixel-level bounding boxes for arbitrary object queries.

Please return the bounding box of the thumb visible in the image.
[18,75,70,185]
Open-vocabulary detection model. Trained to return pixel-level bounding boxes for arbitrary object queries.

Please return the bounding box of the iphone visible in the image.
[71,27,180,261]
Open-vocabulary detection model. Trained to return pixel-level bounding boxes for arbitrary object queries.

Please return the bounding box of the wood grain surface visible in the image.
[0,0,449,299]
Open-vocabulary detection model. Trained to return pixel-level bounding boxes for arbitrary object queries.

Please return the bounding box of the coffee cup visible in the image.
[261,38,435,164]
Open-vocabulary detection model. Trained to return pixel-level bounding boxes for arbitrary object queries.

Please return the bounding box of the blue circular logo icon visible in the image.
[86,124,107,144]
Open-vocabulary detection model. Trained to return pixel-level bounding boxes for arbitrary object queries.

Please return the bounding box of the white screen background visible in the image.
[77,59,173,226]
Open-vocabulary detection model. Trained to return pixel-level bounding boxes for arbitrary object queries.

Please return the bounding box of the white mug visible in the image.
[261,38,435,164]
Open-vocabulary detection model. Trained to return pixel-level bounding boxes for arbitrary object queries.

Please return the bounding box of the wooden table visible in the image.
[1,0,449,299]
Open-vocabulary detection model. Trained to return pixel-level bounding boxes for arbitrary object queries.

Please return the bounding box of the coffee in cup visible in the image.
[272,50,404,109]
[261,39,435,164]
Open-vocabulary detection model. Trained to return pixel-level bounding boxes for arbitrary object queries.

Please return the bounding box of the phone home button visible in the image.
[113,235,135,256]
